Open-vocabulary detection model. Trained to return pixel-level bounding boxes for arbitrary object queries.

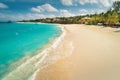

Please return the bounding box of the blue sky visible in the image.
[0,0,118,21]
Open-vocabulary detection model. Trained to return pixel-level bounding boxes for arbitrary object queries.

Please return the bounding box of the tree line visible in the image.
[19,1,120,27]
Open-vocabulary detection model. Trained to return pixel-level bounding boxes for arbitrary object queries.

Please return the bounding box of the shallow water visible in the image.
[0,22,60,79]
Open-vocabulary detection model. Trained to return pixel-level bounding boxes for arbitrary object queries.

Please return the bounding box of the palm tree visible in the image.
[112,1,120,22]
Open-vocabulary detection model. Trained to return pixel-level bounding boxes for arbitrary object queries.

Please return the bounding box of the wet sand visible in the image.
[35,24,120,80]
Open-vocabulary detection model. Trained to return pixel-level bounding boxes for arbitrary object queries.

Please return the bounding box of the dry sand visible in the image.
[35,24,120,80]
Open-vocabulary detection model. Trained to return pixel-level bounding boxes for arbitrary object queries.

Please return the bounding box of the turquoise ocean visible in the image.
[0,22,61,80]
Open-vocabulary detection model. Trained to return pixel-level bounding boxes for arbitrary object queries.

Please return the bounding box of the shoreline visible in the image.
[2,23,64,80]
[17,22,120,33]
[35,24,120,80]
[29,24,66,80]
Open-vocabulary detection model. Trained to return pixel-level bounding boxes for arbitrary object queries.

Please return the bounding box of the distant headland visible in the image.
[0,20,13,23]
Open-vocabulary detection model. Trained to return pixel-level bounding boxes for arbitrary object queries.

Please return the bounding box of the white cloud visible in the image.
[79,9,88,15]
[61,0,73,6]
[59,9,75,17]
[79,8,106,15]
[60,0,119,7]
[76,0,112,7]
[0,13,56,21]
[31,7,43,13]
[31,3,58,13]
[0,3,8,9]
[77,0,98,5]
[15,13,55,20]
[99,0,111,7]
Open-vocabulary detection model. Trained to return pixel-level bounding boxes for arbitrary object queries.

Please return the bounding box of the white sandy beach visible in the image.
[35,24,120,80]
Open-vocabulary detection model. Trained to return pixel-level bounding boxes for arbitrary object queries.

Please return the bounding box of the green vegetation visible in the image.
[88,1,120,27]
[19,1,120,27]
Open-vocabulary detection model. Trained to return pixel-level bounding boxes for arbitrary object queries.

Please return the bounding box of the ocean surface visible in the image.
[0,22,61,80]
